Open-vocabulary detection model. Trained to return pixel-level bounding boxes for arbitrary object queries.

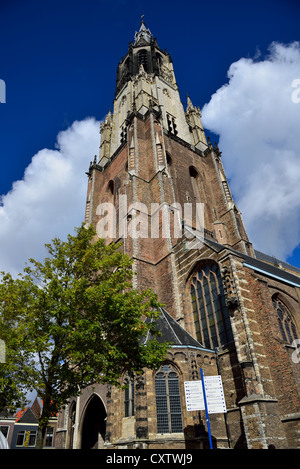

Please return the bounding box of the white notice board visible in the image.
[184,375,227,414]
[184,381,205,411]
[203,375,227,414]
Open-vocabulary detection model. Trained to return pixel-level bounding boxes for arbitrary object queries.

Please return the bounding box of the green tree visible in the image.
[0,224,170,449]
[0,362,28,415]
[0,276,33,414]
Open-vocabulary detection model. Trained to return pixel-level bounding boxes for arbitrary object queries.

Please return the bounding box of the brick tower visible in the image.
[55,19,300,450]
[85,18,253,321]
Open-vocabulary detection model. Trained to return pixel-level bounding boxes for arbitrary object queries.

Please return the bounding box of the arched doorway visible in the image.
[81,395,107,449]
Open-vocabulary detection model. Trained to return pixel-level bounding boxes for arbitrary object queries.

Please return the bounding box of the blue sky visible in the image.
[1,0,300,275]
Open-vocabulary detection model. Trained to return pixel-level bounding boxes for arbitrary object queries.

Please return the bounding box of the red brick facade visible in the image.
[56,21,300,449]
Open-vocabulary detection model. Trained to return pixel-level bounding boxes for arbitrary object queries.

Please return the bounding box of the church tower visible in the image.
[56,19,300,450]
[85,18,254,321]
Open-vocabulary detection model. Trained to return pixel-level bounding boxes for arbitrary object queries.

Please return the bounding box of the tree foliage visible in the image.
[0,224,170,447]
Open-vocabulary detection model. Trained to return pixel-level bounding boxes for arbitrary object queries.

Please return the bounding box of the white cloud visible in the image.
[201,41,300,261]
[0,118,100,277]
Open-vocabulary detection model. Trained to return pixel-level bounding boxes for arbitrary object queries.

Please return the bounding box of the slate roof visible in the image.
[243,252,300,287]
[204,238,300,288]
[14,407,38,424]
[254,249,300,275]
[143,307,211,351]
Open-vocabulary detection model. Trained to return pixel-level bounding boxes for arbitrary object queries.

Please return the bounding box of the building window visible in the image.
[155,364,183,434]
[272,296,299,345]
[15,429,37,447]
[120,125,127,144]
[28,431,37,447]
[167,114,178,136]
[45,426,54,447]
[166,152,172,166]
[16,430,25,446]
[137,49,148,72]
[124,374,135,417]
[189,166,198,179]
[189,166,201,203]
[108,179,114,195]
[190,262,233,349]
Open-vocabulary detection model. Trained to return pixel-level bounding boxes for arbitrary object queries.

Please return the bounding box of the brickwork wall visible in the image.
[243,269,300,448]
[63,109,300,450]
[104,347,234,449]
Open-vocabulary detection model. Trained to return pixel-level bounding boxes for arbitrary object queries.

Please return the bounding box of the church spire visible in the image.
[134,15,153,45]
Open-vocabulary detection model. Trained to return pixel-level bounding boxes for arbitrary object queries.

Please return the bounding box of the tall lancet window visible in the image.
[155,364,183,434]
[137,49,148,72]
[189,166,201,203]
[190,263,233,349]
[272,295,298,345]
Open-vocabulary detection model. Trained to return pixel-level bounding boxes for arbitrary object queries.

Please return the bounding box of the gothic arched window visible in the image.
[137,49,148,72]
[166,152,172,166]
[272,296,298,345]
[189,166,201,202]
[155,364,183,434]
[190,263,233,349]
[108,179,114,195]
[189,166,198,179]
[167,113,178,136]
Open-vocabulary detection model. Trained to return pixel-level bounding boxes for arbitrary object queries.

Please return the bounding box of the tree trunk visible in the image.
[35,426,45,450]
[35,408,50,449]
